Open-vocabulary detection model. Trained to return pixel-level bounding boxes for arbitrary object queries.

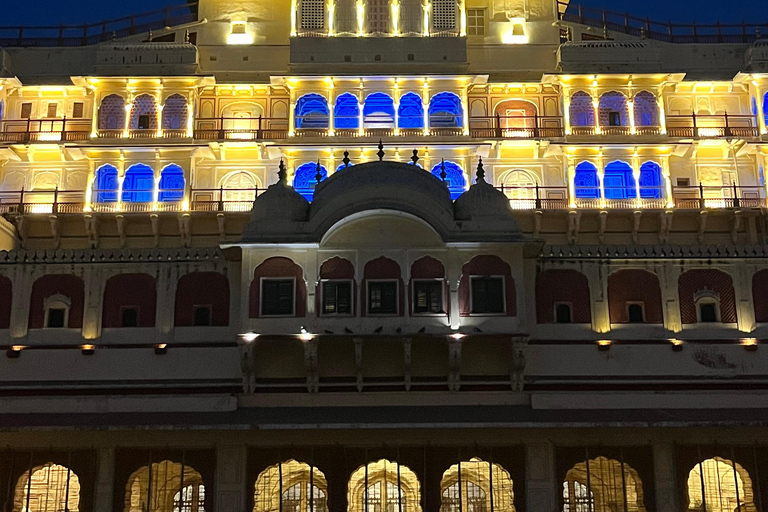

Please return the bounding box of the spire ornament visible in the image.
[315,160,323,183]
[278,159,287,183]
[476,157,486,183]
[377,139,385,161]
[342,150,351,168]
[411,149,420,166]
[440,159,447,183]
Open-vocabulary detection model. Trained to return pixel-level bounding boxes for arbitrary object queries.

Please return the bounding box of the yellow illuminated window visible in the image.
[467,9,485,36]
[231,22,247,35]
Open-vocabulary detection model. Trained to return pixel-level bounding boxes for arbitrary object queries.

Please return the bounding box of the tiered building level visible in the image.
[1,1,768,511]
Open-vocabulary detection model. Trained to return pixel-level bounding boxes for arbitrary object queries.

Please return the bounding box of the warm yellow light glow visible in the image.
[502,18,528,44]
[423,1,431,36]
[11,345,26,352]
[450,333,465,340]
[82,344,95,351]
[228,22,253,45]
[597,339,611,347]
[291,0,298,36]
[392,1,400,36]
[357,1,365,36]
[299,327,313,342]
[328,3,335,35]
[670,338,683,346]
[240,332,259,343]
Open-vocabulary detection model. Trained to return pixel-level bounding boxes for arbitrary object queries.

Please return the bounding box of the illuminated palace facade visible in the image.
[3,0,768,511]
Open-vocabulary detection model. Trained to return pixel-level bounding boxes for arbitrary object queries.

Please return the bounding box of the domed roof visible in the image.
[454,159,519,223]
[241,161,309,241]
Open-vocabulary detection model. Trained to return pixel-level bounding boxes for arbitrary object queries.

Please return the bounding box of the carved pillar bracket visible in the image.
[303,338,319,393]
[731,210,743,244]
[567,210,582,244]
[659,210,674,244]
[698,210,709,243]
[354,337,364,392]
[448,336,463,391]
[178,213,192,248]
[115,214,126,248]
[238,339,256,394]
[533,210,543,238]
[631,210,642,244]
[150,213,160,247]
[84,214,99,249]
[598,210,608,244]
[403,337,412,391]
[217,213,227,242]
[48,215,60,249]
[15,216,27,250]
[510,336,528,391]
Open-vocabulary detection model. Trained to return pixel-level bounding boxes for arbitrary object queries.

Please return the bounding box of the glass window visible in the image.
[555,303,572,323]
[121,307,139,327]
[20,103,32,119]
[261,279,295,316]
[46,103,58,118]
[470,277,505,314]
[138,114,151,130]
[368,281,398,315]
[47,308,66,328]
[467,9,485,35]
[627,303,645,323]
[193,306,212,326]
[322,281,353,315]
[413,280,444,314]
[608,111,621,126]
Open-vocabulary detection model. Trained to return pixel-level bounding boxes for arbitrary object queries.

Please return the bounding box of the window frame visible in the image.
[366,279,400,317]
[626,301,646,323]
[259,277,297,318]
[320,279,355,317]
[120,305,140,328]
[696,297,722,323]
[193,304,213,326]
[466,8,486,36]
[411,278,446,316]
[554,301,573,324]
[43,294,71,329]
[468,275,507,316]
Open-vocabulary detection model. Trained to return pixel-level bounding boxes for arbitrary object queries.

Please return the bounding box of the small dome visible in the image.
[454,162,515,221]
[249,164,309,223]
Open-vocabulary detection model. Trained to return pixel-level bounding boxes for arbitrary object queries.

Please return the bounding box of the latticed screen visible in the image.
[432,0,457,31]
[399,0,423,35]
[300,0,326,30]
[335,0,357,34]
[367,0,391,34]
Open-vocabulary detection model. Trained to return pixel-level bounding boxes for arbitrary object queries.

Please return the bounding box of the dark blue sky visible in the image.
[0,0,762,27]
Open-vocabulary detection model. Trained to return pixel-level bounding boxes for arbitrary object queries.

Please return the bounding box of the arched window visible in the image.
[162,94,189,131]
[603,160,636,200]
[599,91,630,127]
[429,92,463,128]
[569,91,594,127]
[678,269,737,325]
[687,458,756,512]
[122,164,155,203]
[220,171,260,205]
[763,92,768,128]
[129,94,159,130]
[175,272,230,327]
[334,93,360,129]
[29,274,85,329]
[563,457,646,512]
[159,164,185,202]
[295,94,330,129]
[494,99,537,130]
[99,94,126,130]
[440,458,515,512]
[337,162,354,171]
[348,460,421,512]
[94,164,119,203]
[574,162,600,199]
[500,169,538,204]
[607,269,663,324]
[293,162,328,201]
[222,102,264,133]
[14,463,80,512]
[103,273,157,328]
[638,161,663,199]
[536,269,591,324]
[398,93,425,129]
[363,92,396,129]
[124,460,206,512]
[431,161,467,200]
[253,460,328,512]
[633,91,659,127]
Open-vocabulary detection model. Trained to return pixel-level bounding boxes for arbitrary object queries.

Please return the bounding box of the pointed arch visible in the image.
[599,91,630,127]
[122,164,155,203]
[399,92,425,129]
[99,94,126,130]
[574,161,600,199]
[499,169,538,202]
[162,94,188,130]
[222,102,264,132]
[334,93,361,129]
[429,92,463,128]
[124,460,206,512]
[293,162,328,201]
[129,94,159,130]
[687,458,756,512]
[159,164,185,202]
[440,458,515,512]
[639,161,663,199]
[14,463,81,512]
[219,171,261,203]
[94,164,119,203]
[253,460,328,512]
[633,91,659,127]
[295,94,330,129]
[348,460,421,512]
[431,161,467,200]
[363,92,396,128]
[563,457,646,512]
[569,91,594,127]
[603,160,636,200]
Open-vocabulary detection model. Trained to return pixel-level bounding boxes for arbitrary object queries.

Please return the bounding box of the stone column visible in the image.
[216,444,248,512]
[94,448,116,512]
[563,86,572,135]
[653,443,679,512]
[660,264,682,333]
[156,265,179,339]
[526,443,557,512]
[82,266,105,340]
[657,87,668,135]
[9,266,32,340]
[734,262,755,333]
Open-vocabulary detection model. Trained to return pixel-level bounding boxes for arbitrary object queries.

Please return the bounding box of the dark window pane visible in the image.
[322,281,352,315]
[368,281,398,315]
[262,279,295,316]
[555,303,572,323]
[47,308,65,328]
[72,102,84,119]
[414,281,444,314]
[193,306,212,326]
[20,103,32,119]
[700,303,718,323]
[471,277,504,314]
[608,111,621,126]
[628,303,644,323]
[121,308,138,327]
[138,114,151,130]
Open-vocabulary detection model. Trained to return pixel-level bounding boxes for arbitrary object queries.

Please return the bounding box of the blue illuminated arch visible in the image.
[94,164,118,203]
[159,164,185,202]
[293,162,328,201]
[574,161,600,199]
[295,94,329,129]
[429,92,463,128]
[639,161,663,199]
[603,160,636,200]
[431,161,467,200]
[363,92,396,127]
[122,164,155,203]
[334,93,360,129]
[763,92,768,128]
[398,93,424,129]
[336,162,354,171]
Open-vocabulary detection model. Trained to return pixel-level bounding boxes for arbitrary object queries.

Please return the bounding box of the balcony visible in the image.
[666,114,759,139]
[0,119,91,143]
[193,117,289,141]
[96,128,192,140]
[469,115,565,139]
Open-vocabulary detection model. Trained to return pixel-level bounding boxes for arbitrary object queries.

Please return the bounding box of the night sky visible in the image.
[0,0,762,27]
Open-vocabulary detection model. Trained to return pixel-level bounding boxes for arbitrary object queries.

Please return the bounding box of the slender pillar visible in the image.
[563,86,572,135]
[526,443,557,512]
[215,445,247,512]
[653,443,678,512]
[94,448,116,512]
[657,87,668,135]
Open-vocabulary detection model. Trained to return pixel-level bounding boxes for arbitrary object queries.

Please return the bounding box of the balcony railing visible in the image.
[193,117,289,141]
[666,114,759,139]
[0,119,92,143]
[469,115,565,139]
[672,185,766,209]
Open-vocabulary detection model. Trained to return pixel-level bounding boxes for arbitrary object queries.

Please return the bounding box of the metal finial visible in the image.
[440,159,447,183]
[184,29,190,43]
[377,139,385,161]
[148,30,153,42]
[278,159,287,183]
[411,149,419,166]
[315,160,323,184]
[342,150,351,168]
[476,157,486,183]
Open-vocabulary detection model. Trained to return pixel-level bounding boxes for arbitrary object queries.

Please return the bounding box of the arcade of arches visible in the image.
[4,452,765,512]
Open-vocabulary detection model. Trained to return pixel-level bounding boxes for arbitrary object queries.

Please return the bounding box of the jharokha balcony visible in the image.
[1,184,765,215]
